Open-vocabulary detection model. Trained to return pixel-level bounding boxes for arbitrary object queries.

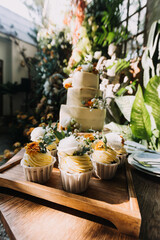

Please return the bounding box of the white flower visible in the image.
[72,48,82,63]
[100,79,109,91]
[37,28,48,42]
[51,39,56,46]
[126,86,133,94]
[47,44,51,49]
[43,80,51,95]
[30,127,46,142]
[113,83,120,92]
[57,135,81,155]
[81,63,92,72]
[123,76,129,83]
[106,60,117,77]
[108,43,117,57]
[88,16,93,26]
[63,78,72,88]
[79,26,87,38]
[105,132,124,150]
[61,116,71,128]
[96,56,106,71]
[85,54,93,62]
[104,84,114,98]
[94,51,102,60]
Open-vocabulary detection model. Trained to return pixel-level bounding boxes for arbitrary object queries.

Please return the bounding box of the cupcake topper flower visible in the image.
[30,127,46,142]
[25,142,41,155]
[105,132,125,150]
[58,135,81,155]
[94,140,107,151]
[58,135,90,156]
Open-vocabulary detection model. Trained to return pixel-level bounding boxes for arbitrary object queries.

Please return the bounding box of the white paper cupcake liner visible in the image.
[57,153,62,165]
[51,149,57,158]
[91,158,120,180]
[60,169,93,193]
[21,157,56,184]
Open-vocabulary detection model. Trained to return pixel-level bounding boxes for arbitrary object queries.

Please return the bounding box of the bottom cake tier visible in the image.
[59,105,106,131]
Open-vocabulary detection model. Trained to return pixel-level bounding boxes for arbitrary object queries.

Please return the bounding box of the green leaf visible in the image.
[104,122,133,140]
[54,130,65,140]
[115,96,135,122]
[106,32,115,44]
[144,76,160,131]
[116,87,127,96]
[130,85,152,140]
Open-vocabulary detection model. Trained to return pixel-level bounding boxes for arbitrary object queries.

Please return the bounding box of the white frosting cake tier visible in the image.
[66,88,102,107]
[72,71,99,89]
[60,105,106,131]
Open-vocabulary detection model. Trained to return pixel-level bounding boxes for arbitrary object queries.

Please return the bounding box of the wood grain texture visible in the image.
[0,148,25,173]
[0,167,141,237]
[1,160,160,239]
[131,168,160,240]
[0,188,135,240]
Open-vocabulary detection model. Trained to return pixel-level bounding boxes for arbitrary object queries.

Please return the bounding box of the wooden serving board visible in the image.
[0,149,141,238]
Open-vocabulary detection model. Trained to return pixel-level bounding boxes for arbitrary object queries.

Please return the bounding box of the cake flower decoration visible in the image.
[82,96,107,110]
[63,77,72,89]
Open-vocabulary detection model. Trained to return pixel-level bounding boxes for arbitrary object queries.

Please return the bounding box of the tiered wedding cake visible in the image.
[59,65,106,131]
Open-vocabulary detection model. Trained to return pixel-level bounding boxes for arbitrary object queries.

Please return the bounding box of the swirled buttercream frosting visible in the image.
[22,152,53,167]
[22,142,53,167]
[92,149,117,164]
[60,154,93,173]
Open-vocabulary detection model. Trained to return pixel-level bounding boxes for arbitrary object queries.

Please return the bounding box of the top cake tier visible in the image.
[72,71,99,89]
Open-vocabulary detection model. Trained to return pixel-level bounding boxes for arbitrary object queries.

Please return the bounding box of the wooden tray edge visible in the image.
[0,150,141,237]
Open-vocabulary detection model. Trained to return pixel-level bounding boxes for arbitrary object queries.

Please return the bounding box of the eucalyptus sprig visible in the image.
[39,142,47,153]
[73,146,91,156]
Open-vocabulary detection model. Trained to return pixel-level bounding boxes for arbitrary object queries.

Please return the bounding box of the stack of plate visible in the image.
[128,151,160,177]
[124,140,160,177]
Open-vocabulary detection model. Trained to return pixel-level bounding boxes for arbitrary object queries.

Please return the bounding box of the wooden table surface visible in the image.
[0,163,160,240]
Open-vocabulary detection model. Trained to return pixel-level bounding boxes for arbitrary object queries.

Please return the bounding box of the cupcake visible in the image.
[46,141,58,157]
[57,135,93,193]
[91,139,120,179]
[105,132,127,166]
[30,126,59,157]
[21,142,56,183]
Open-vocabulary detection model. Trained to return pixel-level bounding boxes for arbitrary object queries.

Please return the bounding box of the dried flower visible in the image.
[13,142,21,148]
[25,142,41,155]
[94,140,106,151]
[47,113,54,120]
[21,114,28,120]
[64,83,72,89]
[26,128,34,136]
[83,133,94,141]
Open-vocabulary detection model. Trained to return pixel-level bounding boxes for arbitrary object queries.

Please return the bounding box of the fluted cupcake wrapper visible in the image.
[60,169,93,193]
[57,153,62,165]
[91,158,120,180]
[21,157,56,184]
[50,149,57,158]
[117,154,128,167]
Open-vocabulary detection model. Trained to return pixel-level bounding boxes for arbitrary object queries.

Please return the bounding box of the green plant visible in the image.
[130,76,160,150]
[84,0,129,55]
[142,20,160,87]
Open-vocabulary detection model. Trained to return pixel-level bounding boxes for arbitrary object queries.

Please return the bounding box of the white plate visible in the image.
[134,151,160,162]
[128,154,160,177]
[124,140,147,153]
